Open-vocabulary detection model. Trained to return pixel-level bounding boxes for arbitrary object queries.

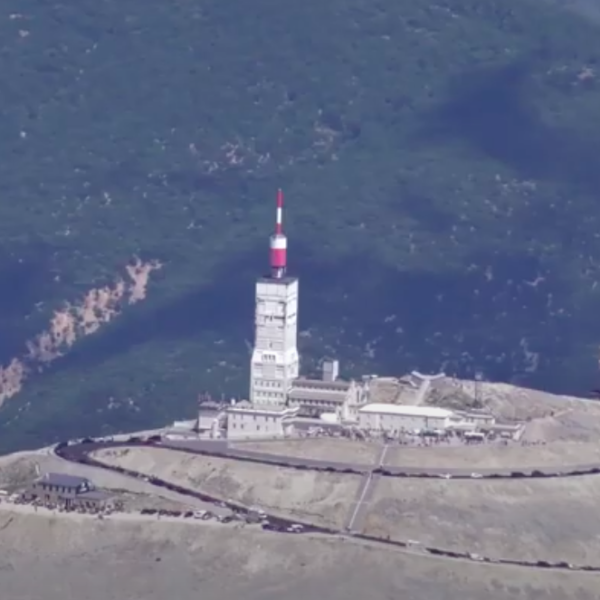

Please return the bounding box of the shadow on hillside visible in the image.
[36,240,596,396]
[417,59,600,194]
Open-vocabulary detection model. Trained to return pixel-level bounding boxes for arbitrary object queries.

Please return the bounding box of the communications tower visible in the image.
[249,189,300,407]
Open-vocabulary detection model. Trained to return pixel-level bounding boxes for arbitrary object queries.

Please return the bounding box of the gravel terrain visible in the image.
[93,446,362,528]
[1,509,599,600]
[432,378,600,442]
[0,449,216,512]
[384,440,600,470]
[364,475,600,564]
[230,438,380,465]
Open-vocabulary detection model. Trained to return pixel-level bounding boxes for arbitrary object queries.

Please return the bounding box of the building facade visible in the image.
[25,473,113,510]
[250,277,300,407]
[358,403,454,434]
[226,401,299,440]
[453,410,496,428]
[197,401,226,437]
[288,378,352,419]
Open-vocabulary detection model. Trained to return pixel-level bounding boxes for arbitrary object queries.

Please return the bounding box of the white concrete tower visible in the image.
[250,189,300,407]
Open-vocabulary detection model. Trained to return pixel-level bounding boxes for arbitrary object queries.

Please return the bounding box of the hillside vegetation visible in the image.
[0,0,600,451]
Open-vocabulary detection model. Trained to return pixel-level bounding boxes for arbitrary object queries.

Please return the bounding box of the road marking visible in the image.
[346,473,373,532]
[378,444,389,468]
[346,443,389,532]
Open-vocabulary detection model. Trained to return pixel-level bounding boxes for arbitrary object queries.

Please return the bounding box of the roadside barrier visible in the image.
[54,439,600,573]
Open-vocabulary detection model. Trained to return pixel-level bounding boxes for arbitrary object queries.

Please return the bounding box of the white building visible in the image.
[321,359,339,382]
[226,401,299,440]
[285,359,368,422]
[288,378,351,418]
[358,403,454,434]
[250,276,300,408]
[197,402,226,437]
[453,409,496,428]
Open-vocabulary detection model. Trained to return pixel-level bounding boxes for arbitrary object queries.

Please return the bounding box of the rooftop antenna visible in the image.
[474,370,483,405]
[269,189,288,279]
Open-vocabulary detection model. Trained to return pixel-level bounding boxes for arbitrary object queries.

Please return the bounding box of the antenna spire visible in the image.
[269,189,288,279]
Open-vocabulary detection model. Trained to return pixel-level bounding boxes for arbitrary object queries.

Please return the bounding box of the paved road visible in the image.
[53,440,600,573]
[66,437,600,480]
[160,438,600,479]
[414,380,431,405]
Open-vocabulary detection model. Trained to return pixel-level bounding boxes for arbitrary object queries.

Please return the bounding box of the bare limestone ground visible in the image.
[363,475,600,564]
[433,379,600,421]
[1,509,599,600]
[0,450,215,512]
[117,490,194,513]
[432,378,600,442]
[384,440,600,470]
[230,438,380,464]
[0,452,40,490]
[93,446,361,529]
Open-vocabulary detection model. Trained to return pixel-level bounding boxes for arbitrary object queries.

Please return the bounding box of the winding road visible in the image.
[49,436,600,574]
[160,438,600,479]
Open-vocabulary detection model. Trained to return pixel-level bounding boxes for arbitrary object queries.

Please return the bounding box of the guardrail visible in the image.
[55,439,600,573]
[160,439,600,480]
[59,438,600,480]
[353,532,599,572]
[56,441,334,536]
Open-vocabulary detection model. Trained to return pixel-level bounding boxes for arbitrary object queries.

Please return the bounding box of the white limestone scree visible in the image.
[250,276,300,407]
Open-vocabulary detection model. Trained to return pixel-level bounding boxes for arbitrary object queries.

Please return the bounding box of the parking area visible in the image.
[383,439,600,470]
[233,425,523,465]
[0,487,306,532]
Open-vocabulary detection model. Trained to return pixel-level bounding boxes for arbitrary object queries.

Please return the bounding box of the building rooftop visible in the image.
[228,401,298,415]
[198,401,225,412]
[288,389,346,403]
[358,403,454,419]
[37,473,91,489]
[455,410,495,419]
[256,275,298,285]
[232,400,251,408]
[292,378,351,391]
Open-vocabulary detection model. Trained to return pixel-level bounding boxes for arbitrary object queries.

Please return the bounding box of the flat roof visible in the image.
[288,389,346,403]
[198,401,224,411]
[455,411,495,419]
[198,408,222,416]
[256,276,298,285]
[292,378,351,391]
[228,403,298,416]
[37,473,91,489]
[358,403,454,418]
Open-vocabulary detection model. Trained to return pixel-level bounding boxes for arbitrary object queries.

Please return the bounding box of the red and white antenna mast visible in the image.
[269,188,287,279]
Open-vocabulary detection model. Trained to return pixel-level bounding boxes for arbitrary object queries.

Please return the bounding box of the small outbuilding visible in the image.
[358,403,455,434]
[25,472,114,510]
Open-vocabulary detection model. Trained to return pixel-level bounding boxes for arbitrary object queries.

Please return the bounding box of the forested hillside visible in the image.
[0,0,599,451]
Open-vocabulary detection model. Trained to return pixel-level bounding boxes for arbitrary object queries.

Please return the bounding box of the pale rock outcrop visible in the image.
[0,257,162,406]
